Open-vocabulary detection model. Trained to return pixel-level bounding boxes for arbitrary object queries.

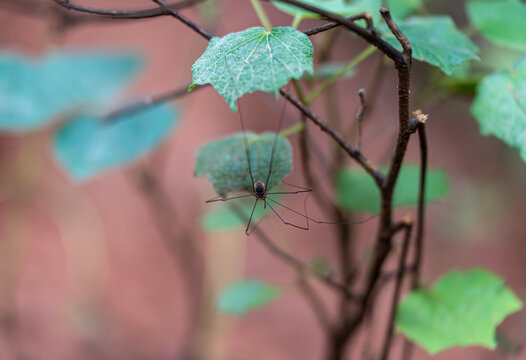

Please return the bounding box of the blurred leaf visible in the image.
[337,165,450,213]
[272,0,382,23]
[467,0,526,52]
[201,194,281,232]
[217,280,280,315]
[310,256,332,277]
[386,0,422,19]
[195,132,292,196]
[191,27,313,111]
[396,268,523,354]
[53,105,177,181]
[304,62,355,79]
[471,56,526,161]
[382,16,479,75]
[0,52,140,132]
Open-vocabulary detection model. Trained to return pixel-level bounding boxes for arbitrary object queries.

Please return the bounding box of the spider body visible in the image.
[253,180,266,199]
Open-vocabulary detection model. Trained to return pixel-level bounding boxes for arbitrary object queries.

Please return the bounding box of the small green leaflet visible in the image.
[382,16,479,75]
[471,56,526,161]
[53,105,177,181]
[386,0,422,19]
[337,165,449,213]
[191,27,313,111]
[467,0,526,52]
[396,268,523,354]
[201,194,281,232]
[217,280,280,316]
[0,52,140,132]
[195,132,292,196]
[272,0,382,23]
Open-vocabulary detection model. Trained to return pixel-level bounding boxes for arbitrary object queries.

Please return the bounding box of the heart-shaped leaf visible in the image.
[0,52,141,132]
[397,268,523,354]
[195,132,292,196]
[337,165,449,213]
[53,105,177,181]
[217,280,280,316]
[382,16,479,75]
[467,0,526,52]
[191,27,313,111]
[471,56,526,161]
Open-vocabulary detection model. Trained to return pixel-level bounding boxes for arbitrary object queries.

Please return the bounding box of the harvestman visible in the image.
[204,43,373,234]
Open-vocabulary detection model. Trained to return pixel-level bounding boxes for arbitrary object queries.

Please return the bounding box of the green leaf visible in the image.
[0,52,140,132]
[310,256,332,277]
[217,280,280,315]
[272,0,382,23]
[304,62,355,79]
[53,106,177,181]
[396,268,523,354]
[191,27,313,111]
[386,0,422,19]
[467,0,526,52]
[195,132,292,196]
[337,165,449,213]
[471,56,526,161]
[201,194,281,232]
[382,16,479,75]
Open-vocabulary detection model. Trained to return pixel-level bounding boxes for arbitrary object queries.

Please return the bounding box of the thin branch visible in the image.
[379,7,412,66]
[50,0,201,20]
[151,0,213,40]
[228,203,361,303]
[267,0,405,66]
[280,89,385,186]
[303,12,373,36]
[380,217,413,360]
[105,84,207,120]
[355,89,366,150]
[297,275,331,330]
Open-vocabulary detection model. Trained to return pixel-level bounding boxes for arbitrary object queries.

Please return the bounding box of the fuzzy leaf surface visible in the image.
[471,56,526,161]
[217,280,280,315]
[396,269,523,354]
[0,52,140,132]
[53,106,177,181]
[383,16,479,75]
[195,132,292,196]
[337,165,449,213]
[467,0,526,52]
[191,27,313,111]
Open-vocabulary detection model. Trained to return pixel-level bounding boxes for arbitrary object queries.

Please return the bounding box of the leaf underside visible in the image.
[396,268,523,354]
[337,165,449,213]
[217,280,280,316]
[53,105,177,181]
[195,132,292,196]
[467,0,526,52]
[0,51,140,132]
[383,16,479,75]
[471,56,526,161]
[191,26,313,111]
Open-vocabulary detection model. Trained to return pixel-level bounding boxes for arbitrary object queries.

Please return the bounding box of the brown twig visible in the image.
[267,0,404,66]
[151,0,213,40]
[105,84,207,120]
[280,89,385,186]
[303,12,373,36]
[380,217,413,360]
[49,0,201,20]
[355,89,366,150]
[228,204,361,303]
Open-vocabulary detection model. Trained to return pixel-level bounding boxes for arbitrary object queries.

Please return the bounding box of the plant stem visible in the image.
[305,45,376,104]
[250,0,272,31]
[281,122,304,137]
[291,13,302,29]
